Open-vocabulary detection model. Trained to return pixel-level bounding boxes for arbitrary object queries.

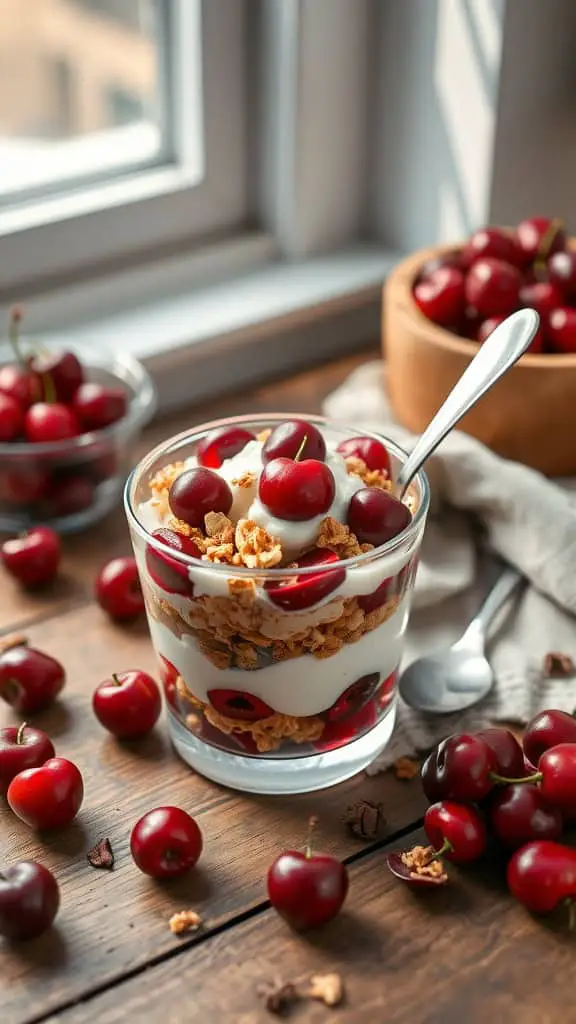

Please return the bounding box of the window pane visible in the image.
[0,0,167,203]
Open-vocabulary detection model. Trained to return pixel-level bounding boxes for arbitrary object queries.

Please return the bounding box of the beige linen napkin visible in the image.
[323,361,576,771]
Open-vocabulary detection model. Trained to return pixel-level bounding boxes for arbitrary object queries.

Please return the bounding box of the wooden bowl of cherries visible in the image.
[383,217,576,476]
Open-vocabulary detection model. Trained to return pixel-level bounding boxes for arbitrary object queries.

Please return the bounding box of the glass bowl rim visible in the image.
[124,413,430,579]
[0,351,156,456]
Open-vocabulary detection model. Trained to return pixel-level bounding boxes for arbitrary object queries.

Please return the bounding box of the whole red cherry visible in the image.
[519,281,564,319]
[0,724,55,795]
[168,467,233,527]
[476,727,525,779]
[267,818,348,931]
[0,861,60,940]
[523,709,576,766]
[490,783,563,850]
[0,363,41,410]
[73,382,127,431]
[93,670,161,739]
[95,556,144,621]
[130,806,203,878]
[30,349,84,403]
[262,420,326,463]
[421,733,497,803]
[516,217,566,268]
[424,801,487,863]
[548,250,576,301]
[347,487,411,546]
[335,436,391,475]
[546,307,576,355]
[197,425,256,468]
[24,402,80,443]
[8,757,84,829]
[464,258,521,318]
[462,227,524,269]
[0,642,65,714]
[536,744,576,813]
[1,526,61,588]
[259,458,335,522]
[0,392,24,442]
[507,840,576,915]
[413,266,465,327]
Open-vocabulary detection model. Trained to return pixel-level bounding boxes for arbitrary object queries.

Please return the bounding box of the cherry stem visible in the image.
[8,307,24,367]
[294,435,308,463]
[565,898,576,931]
[304,815,318,859]
[16,722,27,745]
[111,674,123,687]
[41,371,56,406]
[489,771,542,786]
[535,217,564,275]
[432,838,453,860]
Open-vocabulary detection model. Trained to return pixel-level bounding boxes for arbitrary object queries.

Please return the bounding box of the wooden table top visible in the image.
[0,351,571,1024]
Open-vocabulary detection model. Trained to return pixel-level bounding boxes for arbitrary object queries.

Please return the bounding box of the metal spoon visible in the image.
[399,567,522,713]
[396,307,540,497]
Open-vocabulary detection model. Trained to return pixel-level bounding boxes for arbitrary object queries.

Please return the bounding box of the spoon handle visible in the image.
[457,567,522,645]
[396,308,540,496]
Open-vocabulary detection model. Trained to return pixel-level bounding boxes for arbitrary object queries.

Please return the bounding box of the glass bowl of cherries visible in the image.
[0,308,156,533]
[384,217,576,477]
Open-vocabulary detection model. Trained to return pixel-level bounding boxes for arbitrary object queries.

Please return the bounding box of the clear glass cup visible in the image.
[125,414,429,794]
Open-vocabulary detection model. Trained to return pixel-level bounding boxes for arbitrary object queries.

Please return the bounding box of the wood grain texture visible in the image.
[46,831,575,1024]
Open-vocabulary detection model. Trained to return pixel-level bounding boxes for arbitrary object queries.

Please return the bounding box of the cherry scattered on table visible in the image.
[507,840,576,918]
[523,708,576,766]
[267,816,348,931]
[490,783,563,849]
[95,556,145,621]
[0,861,60,941]
[424,801,487,864]
[1,525,61,588]
[0,638,65,714]
[93,670,162,739]
[0,723,55,795]
[130,806,203,878]
[7,756,84,830]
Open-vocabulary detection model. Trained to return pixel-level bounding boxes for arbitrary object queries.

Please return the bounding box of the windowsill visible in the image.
[28,243,399,413]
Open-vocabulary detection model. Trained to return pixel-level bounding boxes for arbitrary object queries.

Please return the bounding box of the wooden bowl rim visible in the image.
[386,242,576,369]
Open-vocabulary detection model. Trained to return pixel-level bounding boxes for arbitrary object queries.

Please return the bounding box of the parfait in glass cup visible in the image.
[125,415,429,794]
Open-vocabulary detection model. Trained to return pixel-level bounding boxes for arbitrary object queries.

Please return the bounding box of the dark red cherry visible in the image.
[258,458,335,521]
[24,403,80,443]
[347,488,411,546]
[464,258,521,318]
[516,217,566,267]
[548,250,576,301]
[491,783,563,850]
[197,426,256,468]
[523,709,576,767]
[0,465,50,505]
[207,689,273,722]
[335,436,391,475]
[476,728,525,779]
[265,548,345,611]
[262,420,326,464]
[0,363,41,409]
[73,383,127,431]
[146,528,201,594]
[326,673,380,723]
[519,281,564,318]
[0,393,24,442]
[461,227,524,270]
[30,349,84,403]
[43,475,95,517]
[413,267,465,327]
[546,308,576,355]
[168,467,232,527]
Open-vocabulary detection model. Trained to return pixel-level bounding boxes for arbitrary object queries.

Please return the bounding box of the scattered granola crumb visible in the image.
[401,844,447,881]
[87,838,114,871]
[0,633,28,654]
[256,980,300,1016]
[231,471,257,489]
[169,909,202,936]
[149,461,185,496]
[392,756,420,780]
[307,972,345,1008]
[342,800,387,841]
[235,519,282,569]
[543,651,575,678]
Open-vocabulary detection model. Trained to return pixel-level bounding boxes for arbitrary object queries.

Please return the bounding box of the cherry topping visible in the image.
[262,420,326,463]
[507,840,576,916]
[0,642,65,714]
[413,266,465,327]
[523,709,576,767]
[548,250,576,301]
[267,818,348,931]
[95,556,144,621]
[146,528,200,594]
[8,756,84,830]
[93,670,162,739]
[461,227,523,269]
[73,382,127,431]
[490,783,563,850]
[259,457,335,522]
[335,436,391,475]
[197,426,256,468]
[0,861,60,940]
[1,526,61,588]
[24,402,80,443]
[265,548,345,611]
[464,258,521,318]
[30,349,84,403]
[0,393,24,442]
[207,689,273,722]
[130,806,203,878]
[516,217,566,267]
[424,801,487,863]
[546,307,576,355]
[347,488,411,546]
[169,467,232,527]
[326,673,380,723]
